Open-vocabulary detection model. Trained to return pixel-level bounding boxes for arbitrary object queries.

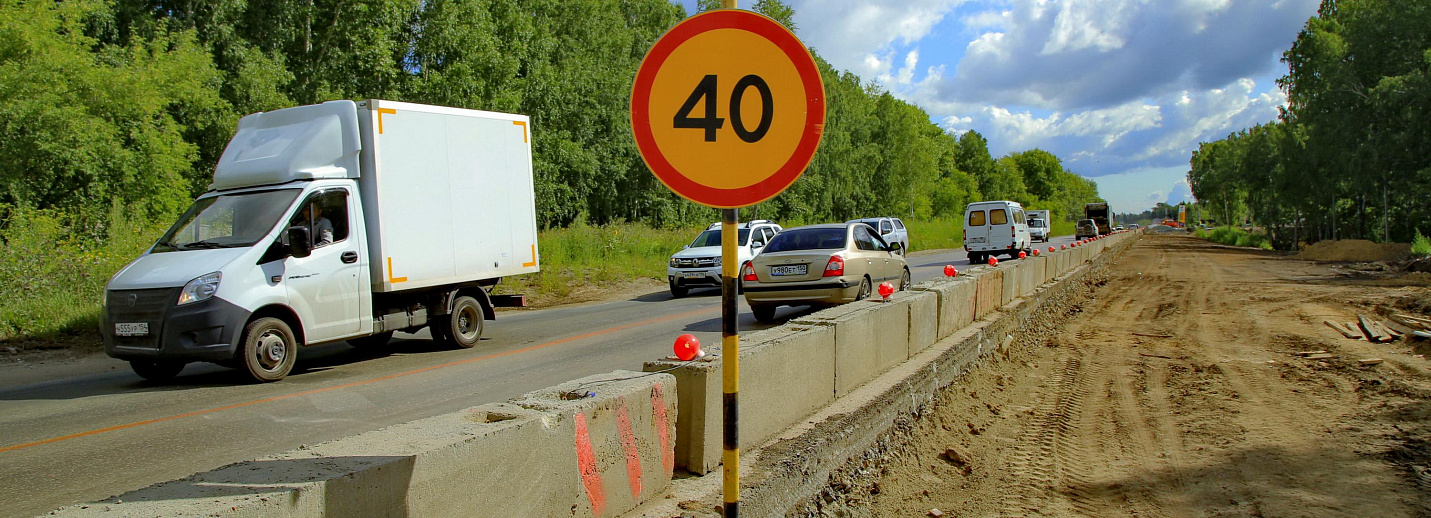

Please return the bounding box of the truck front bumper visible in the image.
[103,290,251,363]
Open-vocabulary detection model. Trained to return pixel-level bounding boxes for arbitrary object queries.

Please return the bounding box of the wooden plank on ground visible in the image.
[1325,320,1359,339]
[1388,313,1431,331]
[1294,350,1329,357]
[1343,321,1366,340]
[1305,353,1336,360]
[1358,358,1384,366]
[1359,314,1392,343]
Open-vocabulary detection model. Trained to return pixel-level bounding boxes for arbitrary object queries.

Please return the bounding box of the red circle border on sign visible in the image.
[631,10,826,209]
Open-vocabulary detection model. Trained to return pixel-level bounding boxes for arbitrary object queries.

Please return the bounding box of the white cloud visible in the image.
[1041,0,1133,55]
[790,0,963,80]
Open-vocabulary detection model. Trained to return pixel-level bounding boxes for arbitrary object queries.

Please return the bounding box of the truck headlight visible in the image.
[178,272,222,305]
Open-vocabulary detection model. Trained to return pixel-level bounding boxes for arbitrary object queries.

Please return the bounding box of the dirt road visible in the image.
[869,234,1431,517]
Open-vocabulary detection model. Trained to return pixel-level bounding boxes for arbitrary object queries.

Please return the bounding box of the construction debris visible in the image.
[1358,358,1385,366]
[1357,314,1397,343]
[1324,320,1362,339]
[1305,353,1336,360]
[1133,332,1174,338]
[1294,350,1329,357]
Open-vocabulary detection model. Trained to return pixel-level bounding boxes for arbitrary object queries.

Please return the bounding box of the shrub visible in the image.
[1413,229,1431,257]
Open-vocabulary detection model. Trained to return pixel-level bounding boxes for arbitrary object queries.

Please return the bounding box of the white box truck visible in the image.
[101,100,539,382]
[1026,209,1050,242]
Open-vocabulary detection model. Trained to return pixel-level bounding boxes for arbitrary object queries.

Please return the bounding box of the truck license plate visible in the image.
[770,265,807,276]
[115,322,149,337]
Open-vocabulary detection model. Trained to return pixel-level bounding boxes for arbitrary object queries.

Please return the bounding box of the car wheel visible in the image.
[751,304,778,323]
[670,283,688,298]
[240,317,297,382]
[441,296,484,349]
[348,331,393,349]
[899,268,911,291]
[855,277,872,301]
[130,360,186,381]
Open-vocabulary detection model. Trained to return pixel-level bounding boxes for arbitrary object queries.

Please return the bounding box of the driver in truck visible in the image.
[306,201,334,246]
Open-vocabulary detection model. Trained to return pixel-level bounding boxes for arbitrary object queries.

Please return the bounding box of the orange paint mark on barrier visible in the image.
[513,120,528,143]
[386,257,407,283]
[575,413,607,515]
[617,401,643,499]
[376,108,396,134]
[651,383,673,476]
[0,306,717,455]
[522,244,537,268]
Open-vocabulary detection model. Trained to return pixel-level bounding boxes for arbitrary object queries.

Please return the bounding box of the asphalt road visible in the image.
[0,235,1075,517]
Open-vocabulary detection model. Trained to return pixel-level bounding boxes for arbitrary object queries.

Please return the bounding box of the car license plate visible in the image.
[115,322,149,337]
[681,271,703,278]
[770,264,807,276]
[969,237,986,244]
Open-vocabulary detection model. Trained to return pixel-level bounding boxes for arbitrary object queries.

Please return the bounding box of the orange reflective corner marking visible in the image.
[386,257,407,283]
[522,244,537,268]
[377,108,397,134]
[513,120,528,143]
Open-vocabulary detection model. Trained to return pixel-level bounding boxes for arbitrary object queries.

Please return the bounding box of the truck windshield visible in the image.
[153,189,302,253]
[690,229,751,247]
[1030,218,1044,228]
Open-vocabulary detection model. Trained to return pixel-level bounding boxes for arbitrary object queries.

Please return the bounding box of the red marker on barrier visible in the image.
[988,256,999,266]
[878,281,894,300]
[944,264,957,277]
[1061,244,1067,250]
[673,334,703,361]
[1048,246,1055,253]
[1032,249,1040,256]
[1018,251,1027,259]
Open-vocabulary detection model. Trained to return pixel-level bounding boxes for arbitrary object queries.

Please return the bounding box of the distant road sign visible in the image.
[631,9,825,208]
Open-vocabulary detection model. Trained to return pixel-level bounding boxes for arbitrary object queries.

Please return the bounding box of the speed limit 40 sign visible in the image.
[631,10,826,208]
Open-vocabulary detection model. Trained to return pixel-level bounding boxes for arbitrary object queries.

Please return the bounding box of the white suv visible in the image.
[667,220,783,297]
[846,217,910,256]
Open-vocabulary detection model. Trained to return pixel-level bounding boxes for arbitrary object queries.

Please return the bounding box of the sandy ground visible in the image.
[867,234,1431,517]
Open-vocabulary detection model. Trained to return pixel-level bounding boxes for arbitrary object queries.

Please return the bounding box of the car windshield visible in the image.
[152,189,302,253]
[689,228,751,248]
[764,227,847,252]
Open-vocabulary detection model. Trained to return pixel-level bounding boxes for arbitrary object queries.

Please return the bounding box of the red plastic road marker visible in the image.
[673,333,702,361]
[944,265,957,277]
[1018,251,1027,259]
[988,256,999,266]
[1048,246,1055,252]
[1032,249,1040,256]
[878,281,894,300]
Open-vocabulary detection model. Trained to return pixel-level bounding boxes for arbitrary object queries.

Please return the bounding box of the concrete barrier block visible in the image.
[1000,262,1020,304]
[1043,253,1058,283]
[974,269,1003,319]
[794,300,909,396]
[1022,256,1046,294]
[910,277,977,341]
[901,289,939,356]
[643,324,837,475]
[56,373,677,518]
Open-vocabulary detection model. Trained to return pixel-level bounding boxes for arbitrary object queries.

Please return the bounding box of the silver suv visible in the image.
[845,217,910,256]
[667,220,783,297]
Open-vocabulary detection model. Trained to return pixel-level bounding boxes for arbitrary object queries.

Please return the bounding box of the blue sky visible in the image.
[673,0,1319,213]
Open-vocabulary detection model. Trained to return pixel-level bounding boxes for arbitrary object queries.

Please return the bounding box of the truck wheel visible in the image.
[348,331,393,349]
[441,296,484,349]
[130,360,186,381]
[240,317,297,382]
[751,304,778,323]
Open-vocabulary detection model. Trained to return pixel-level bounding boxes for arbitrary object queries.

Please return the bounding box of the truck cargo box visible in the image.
[355,100,539,292]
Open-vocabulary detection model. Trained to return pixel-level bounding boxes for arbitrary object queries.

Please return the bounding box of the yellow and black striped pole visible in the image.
[722,1,741,514]
[720,206,740,517]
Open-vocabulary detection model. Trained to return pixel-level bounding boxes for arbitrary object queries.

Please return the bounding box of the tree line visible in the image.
[0,0,1102,239]
[1188,0,1430,248]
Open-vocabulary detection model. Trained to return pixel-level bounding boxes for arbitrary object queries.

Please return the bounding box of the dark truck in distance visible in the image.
[1084,202,1112,235]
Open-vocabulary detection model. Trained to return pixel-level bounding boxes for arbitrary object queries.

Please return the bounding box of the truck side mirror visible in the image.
[287,226,313,258]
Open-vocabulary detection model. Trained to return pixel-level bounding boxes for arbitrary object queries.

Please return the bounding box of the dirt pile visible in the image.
[1299,239,1411,262]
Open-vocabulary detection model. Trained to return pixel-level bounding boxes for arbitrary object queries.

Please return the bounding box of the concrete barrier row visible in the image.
[644,231,1140,475]
[52,372,677,518]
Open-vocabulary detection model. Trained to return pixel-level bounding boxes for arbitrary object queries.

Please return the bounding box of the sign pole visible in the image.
[720,207,740,517]
[718,3,741,516]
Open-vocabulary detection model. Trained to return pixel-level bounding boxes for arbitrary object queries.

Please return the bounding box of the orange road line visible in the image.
[0,306,717,454]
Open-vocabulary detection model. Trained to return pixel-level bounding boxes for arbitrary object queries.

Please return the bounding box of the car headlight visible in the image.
[670,258,680,268]
[178,271,222,305]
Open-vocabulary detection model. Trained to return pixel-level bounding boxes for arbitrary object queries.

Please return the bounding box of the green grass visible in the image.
[904,218,964,252]
[495,222,698,305]
[1197,226,1273,250]
[0,206,167,345]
